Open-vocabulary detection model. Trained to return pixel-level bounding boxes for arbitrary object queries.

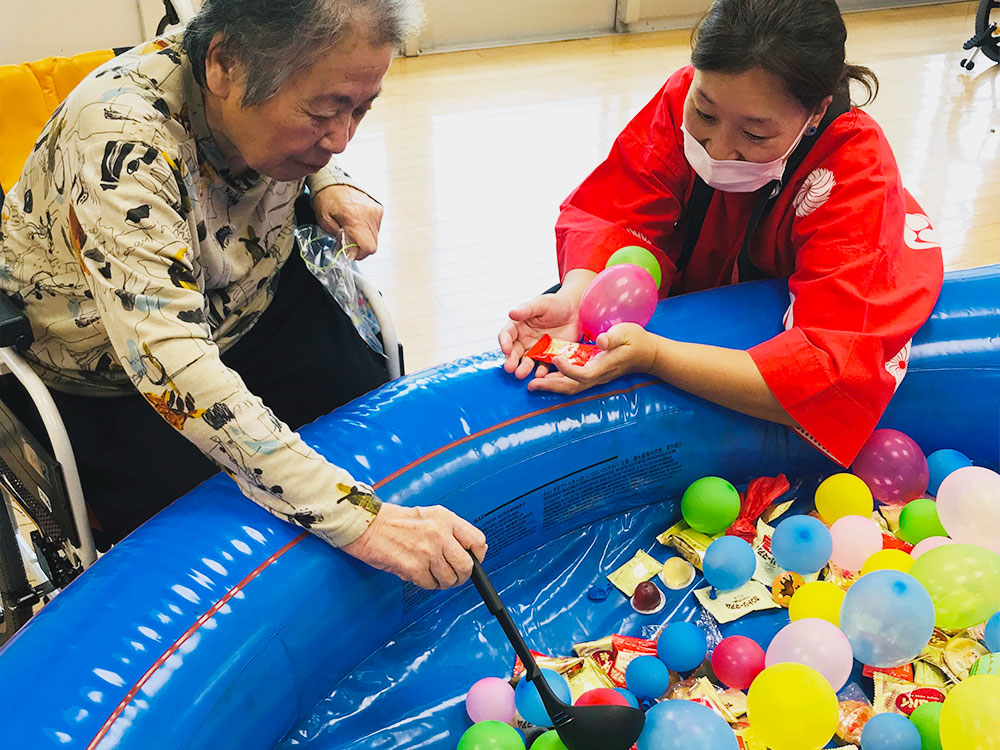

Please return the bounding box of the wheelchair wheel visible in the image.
[0,502,33,644]
[978,0,1000,62]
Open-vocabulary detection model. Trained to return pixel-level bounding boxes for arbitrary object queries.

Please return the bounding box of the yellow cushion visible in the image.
[0,49,115,192]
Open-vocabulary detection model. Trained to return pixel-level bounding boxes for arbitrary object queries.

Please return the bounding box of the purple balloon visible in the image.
[465,676,516,724]
[852,428,929,506]
[578,264,658,341]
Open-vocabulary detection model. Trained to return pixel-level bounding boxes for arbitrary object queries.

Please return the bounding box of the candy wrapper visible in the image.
[563,655,617,700]
[659,557,696,590]
[942,634,988,681]
[573,636,616,675]
[873,673,950,715]
[608,634,663,688]
[664,677,739,722]
[725,474,790,542]
[695,580,781,624]
[524,334,600,367]
[836,699,874,744]
[511,651,582,685]
[607,550,664,597]
[862,663,914,682]
[970,653,1000,677]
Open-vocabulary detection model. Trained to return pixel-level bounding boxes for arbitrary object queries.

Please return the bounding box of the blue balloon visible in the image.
[614,687,640,709]
[703,536,757,591]
[771,515,832,574]
[513,668,571,727]
[625,655,670,700]
[927,448,973,495]
[638,698,738,750]
[985,611,1000,652]
[840,571,935,668]
[860,712,922,750]
[656,621,707,672]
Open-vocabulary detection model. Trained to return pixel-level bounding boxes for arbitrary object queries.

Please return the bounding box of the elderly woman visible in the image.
[0,0,486,589]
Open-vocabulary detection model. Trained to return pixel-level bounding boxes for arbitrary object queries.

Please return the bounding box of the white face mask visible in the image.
[681,117,812,193]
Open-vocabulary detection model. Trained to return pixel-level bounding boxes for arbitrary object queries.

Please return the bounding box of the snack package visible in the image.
[573,636,616,675]
[657,521,715,569]
[942,634,989,681]
[872,673,950,715]
[524,334,600,367]
[606,635,666,689]
[862,663,915,682]
[726,474,790,542]
[664,677,738,722]
[695,580,782,624]
[511,651,582,684]
[732,722,768,750]
[607,550,664,597]
[563,655,617,700]
[836,699,875,744]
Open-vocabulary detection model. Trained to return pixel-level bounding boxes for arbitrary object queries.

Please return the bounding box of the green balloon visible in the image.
[531,730,569,750]
[899,498,948,544]
[456,721,525,750]
[909,701,943,750]
[681,477,741,534]
[910,544,1000,629]
[606,246,662,289]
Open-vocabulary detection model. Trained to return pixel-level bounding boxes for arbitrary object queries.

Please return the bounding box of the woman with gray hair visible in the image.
[0,0,487,589]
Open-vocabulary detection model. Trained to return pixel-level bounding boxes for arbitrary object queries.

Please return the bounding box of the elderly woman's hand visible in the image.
[311,184,383,259]
[340,503,488,589]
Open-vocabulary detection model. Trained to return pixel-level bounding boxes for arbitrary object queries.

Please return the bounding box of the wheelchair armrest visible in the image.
[0,294,33,350]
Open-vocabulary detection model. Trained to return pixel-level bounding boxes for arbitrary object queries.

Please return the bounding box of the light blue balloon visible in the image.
[927,448,973,495]
[985,611,1000,652]
[638,698,738,750]
[860,712,922,750]
[513,668,571,727]
[771,515,832,574]
[840,571,935,668]
[625,655,670,700]
[656,621,707,673]
[614,688,640,709]
[703,536,757,591]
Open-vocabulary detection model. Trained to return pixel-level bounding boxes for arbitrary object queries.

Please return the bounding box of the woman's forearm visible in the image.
[645,336,796,426]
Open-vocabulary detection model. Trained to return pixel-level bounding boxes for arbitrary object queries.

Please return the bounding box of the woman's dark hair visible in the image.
[690,0,879,109]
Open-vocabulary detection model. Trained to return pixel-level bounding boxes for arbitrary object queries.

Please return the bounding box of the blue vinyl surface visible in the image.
[0,265,997,749]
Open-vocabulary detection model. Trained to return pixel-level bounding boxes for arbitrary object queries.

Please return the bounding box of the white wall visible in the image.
[0,0,195,64]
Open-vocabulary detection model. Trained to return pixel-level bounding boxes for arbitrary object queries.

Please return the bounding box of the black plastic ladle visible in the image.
[469,553,646,750]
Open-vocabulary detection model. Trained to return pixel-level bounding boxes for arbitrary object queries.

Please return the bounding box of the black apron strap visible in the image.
[677,91,852,283]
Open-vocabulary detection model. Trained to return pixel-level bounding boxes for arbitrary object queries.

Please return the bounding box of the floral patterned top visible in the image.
[0,33,381,546]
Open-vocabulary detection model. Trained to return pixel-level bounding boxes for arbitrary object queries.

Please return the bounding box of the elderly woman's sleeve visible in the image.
[748,124,944,466]
[305,157,376,200]
[70,140,380,546]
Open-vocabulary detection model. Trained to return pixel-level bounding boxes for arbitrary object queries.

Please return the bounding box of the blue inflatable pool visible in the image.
[1,266,997,749]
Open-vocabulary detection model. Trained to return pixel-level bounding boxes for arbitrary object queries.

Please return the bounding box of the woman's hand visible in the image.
[527,322,657,395]
[499,293,582,379]
[311,185,383,259]
[340,503,488,589]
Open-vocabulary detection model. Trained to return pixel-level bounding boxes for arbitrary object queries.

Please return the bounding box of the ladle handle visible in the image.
[470,553,542,684]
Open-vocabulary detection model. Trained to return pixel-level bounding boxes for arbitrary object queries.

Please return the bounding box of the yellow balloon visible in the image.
[861,548,914,576]
[815,473,874,524]
[940,674,1000,749]
[747,663,839,750]
[788,581,846,625]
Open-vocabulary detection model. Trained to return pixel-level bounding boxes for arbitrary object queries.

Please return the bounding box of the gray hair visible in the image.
[182,0,424,106]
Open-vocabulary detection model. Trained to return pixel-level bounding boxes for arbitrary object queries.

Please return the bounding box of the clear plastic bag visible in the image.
[294,225,385,356]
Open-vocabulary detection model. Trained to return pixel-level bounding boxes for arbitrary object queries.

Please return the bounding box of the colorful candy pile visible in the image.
[455,428,1000,749]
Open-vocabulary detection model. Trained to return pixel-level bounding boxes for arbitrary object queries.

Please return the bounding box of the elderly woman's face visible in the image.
[207,36,393,181]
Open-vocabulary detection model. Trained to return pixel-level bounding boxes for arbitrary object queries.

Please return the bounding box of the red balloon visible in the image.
[575,688,630,707]
[711,636,765,690]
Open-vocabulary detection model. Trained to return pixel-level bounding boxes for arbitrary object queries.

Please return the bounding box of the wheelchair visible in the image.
[960,0,999,70]
[0,0,403,643]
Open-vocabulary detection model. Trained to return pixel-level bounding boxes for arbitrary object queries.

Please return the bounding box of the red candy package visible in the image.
[525,334,600,366]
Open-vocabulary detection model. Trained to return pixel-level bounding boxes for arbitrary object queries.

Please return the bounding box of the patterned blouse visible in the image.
[0,33,382,546]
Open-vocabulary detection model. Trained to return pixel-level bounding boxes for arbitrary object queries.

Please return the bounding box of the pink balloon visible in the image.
[936,466,1000,554]
[764,618,854,691]
[465,676,516,724]
[852,428,929,506]
[909,536,955,559]
[711,635,765,690]
[829,515,883,571]
[578,264,658,340]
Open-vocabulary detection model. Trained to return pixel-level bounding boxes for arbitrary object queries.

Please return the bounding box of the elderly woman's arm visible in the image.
[69,140,483,587]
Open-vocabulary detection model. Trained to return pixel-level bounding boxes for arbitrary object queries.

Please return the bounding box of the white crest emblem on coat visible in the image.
[793,168,836,218]
[904,213,941,250]
[885,340,912,391]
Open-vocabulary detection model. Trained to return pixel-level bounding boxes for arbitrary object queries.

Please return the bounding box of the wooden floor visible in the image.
[336,2,1000,373]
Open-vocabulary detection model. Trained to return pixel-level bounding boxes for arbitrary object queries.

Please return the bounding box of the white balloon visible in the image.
[936,466,1000,554]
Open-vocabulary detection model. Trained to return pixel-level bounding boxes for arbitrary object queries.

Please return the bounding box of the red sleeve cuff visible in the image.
[750,329,883,467]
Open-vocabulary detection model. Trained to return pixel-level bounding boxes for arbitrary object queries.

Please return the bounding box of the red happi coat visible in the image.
[555,66,944,466]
